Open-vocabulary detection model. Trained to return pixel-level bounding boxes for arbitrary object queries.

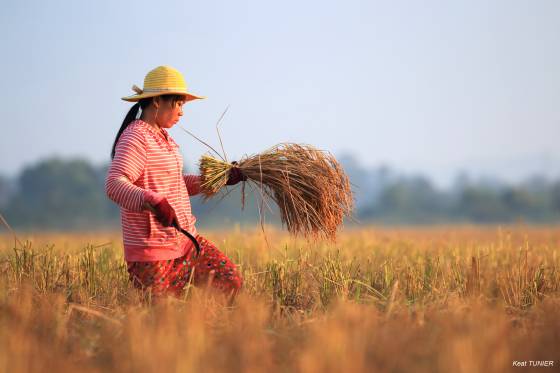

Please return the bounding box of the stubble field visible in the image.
[1,225,559,372]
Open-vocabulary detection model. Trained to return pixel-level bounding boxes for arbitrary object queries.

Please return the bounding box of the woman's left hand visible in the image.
[226,161,247,185]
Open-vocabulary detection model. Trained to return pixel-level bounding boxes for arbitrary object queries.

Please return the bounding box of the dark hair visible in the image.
[111,95,185,159]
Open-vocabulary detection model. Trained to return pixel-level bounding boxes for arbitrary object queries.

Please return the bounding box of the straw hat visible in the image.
[121,65,205,102]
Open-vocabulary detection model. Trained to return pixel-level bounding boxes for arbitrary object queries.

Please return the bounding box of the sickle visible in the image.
[172,221,201,258]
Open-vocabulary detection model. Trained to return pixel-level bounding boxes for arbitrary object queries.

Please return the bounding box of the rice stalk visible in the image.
[198,143,354,241]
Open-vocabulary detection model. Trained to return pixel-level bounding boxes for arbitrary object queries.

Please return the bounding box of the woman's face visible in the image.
[155,96,187,129]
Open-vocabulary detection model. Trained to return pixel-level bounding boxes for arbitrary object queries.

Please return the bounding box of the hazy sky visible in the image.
[1,0,559,186]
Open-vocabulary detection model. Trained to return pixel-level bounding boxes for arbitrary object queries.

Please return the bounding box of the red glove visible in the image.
[144,191,178,227]
[226,161,247,185]
[152,198,178,227]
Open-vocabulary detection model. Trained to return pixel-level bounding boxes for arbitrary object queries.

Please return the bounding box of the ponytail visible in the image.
[110,94,184,159]
[111,99,150,159]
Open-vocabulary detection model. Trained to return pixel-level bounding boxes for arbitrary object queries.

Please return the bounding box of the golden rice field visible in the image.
[1,225,559,372]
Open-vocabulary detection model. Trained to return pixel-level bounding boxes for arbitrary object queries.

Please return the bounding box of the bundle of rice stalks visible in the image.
[199,143,354,241]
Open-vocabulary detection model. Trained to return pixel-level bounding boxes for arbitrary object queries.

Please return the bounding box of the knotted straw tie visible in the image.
[132,85,143,94]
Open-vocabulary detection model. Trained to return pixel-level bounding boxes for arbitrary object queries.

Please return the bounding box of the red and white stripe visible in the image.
[105,119,201,262]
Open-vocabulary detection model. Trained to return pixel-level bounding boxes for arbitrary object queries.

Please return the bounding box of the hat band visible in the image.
[142,87,187,93]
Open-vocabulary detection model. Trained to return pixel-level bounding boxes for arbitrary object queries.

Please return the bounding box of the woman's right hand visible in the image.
[152,198,178,227]
[144,191,178,227]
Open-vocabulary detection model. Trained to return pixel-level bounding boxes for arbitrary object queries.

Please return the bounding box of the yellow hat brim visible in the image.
[121,91,205,102]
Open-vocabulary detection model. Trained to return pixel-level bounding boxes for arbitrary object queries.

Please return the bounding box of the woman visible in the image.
[105,65,244,299]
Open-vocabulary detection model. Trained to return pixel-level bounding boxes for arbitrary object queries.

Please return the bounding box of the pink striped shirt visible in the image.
[105,119,201,262]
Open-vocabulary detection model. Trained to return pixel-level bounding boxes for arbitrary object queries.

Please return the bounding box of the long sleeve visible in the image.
[105,130,148,212]
[183,174,202,196]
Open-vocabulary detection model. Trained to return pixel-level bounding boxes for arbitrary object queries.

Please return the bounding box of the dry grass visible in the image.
[0,225,559,372]
[199,143,354,241]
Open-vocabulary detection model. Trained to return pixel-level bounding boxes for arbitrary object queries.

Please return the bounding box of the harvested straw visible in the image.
[199,143,354,241]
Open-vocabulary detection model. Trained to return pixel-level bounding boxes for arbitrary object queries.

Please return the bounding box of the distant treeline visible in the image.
[0,156,559,230]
